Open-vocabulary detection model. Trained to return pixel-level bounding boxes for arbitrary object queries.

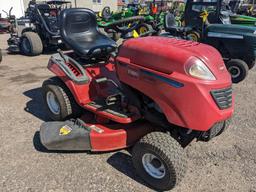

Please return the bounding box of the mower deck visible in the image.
[40,113,155,152]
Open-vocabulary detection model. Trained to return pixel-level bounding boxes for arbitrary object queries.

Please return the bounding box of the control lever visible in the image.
[57,49,68,63]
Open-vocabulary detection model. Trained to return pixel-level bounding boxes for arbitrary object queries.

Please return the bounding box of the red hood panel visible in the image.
[118,37,230,82]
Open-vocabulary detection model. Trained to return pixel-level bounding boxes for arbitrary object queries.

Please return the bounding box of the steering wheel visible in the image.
[102,6,112,21]
[106,16,145,34]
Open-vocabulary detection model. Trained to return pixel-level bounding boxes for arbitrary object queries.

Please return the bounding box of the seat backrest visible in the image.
[36,4,59,33]
[59,8,117,59]
[164,12,177,30]
[60,8,97,42]
[37,4,51,15]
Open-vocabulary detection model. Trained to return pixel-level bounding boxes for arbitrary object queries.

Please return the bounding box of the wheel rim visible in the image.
[187,33,199,41]
[142,153,166,179]
[228,66,241,78]
[21,37,31,53]
[46,91,60,115]
[139,26,148,34]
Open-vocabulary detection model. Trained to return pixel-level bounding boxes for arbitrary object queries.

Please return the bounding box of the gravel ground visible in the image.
[0,33,256,192]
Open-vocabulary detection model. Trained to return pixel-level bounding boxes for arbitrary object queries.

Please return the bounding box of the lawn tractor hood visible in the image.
[116,37,233,131]
[117,37,229,82]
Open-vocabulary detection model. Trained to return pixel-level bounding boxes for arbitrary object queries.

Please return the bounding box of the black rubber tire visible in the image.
[42,77,82,121]
[132,132,187,191]
[226,59,249,84]
[0,49,2,63]
[187,31,200,42]
[20,32,43,56]
[102,6,112,21]
[137,23,151,35]
[247,59,256,69]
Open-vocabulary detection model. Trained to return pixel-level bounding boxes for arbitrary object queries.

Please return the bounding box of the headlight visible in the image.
[185,57,216,80]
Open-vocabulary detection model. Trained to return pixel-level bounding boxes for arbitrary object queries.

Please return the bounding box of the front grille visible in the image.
[211,87,232,110]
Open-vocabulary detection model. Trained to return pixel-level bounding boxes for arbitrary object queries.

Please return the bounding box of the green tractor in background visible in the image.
[221,0,256,26]
[232,0,256,17]
[97,5,147,40]
[164,0,256,83]
[97,5,135,28]
[230,14,256,26]
[97,1,169,40]
[171,0,256,27]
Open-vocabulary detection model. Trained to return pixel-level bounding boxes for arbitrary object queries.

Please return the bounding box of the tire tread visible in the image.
[42,77,81,121]
[132,132,187,191]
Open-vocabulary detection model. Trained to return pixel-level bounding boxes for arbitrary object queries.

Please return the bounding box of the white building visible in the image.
[23,0,118,13]
[0,0,25,18]
[0,0,118,18]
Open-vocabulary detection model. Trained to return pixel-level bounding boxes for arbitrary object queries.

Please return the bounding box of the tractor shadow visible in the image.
[23,87,50,122]
[33,132,150,188]
[107,152,149,189]
[33,131,48,152]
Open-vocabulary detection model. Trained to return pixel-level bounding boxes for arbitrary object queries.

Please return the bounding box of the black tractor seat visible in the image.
[59,8,117,60]
[164,13,191,34]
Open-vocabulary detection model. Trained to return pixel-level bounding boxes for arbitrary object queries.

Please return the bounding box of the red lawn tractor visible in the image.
[40,8,234,191]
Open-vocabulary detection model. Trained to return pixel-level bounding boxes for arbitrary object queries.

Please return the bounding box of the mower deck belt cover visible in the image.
[40,120,91,151]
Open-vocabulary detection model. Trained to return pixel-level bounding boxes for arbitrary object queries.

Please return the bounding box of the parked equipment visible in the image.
[97,2,167,40]
[0,16,10,33]
[221,1,256,26]
[164,0,256,83]
[0,49,2,63]
[235,1,256,17]
[40,8,234,191]
[0,7,15,33]
[7,0,72,56]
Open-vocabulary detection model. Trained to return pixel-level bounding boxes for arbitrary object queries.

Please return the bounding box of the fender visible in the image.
[47,54,92,105]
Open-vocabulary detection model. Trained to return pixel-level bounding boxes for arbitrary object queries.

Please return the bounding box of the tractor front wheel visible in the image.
[226,59,249,83]
[187,31,200,42]
[132,132,187,191]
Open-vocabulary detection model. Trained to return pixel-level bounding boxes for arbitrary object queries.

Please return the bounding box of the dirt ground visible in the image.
[0,33,255,192]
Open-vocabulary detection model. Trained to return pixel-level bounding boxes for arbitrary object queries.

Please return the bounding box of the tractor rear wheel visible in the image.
[132,132,187,191]
[42,77,82,121]
[226,59,249,83]
[20,32,43,56]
